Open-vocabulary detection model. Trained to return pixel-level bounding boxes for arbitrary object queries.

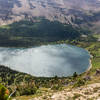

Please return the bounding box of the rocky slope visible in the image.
[1,0,100,33]
[33,83,100,100]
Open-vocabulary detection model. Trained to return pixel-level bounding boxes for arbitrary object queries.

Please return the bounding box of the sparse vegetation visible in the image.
[73,78,85,87]
[73,93,82,99]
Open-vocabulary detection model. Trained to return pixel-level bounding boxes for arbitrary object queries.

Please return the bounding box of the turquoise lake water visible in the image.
[0,44,90,77]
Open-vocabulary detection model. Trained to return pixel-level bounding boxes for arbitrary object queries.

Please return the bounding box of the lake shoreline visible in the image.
[85,50,93,73]
[87,59,92,72]
[0,44,90,77]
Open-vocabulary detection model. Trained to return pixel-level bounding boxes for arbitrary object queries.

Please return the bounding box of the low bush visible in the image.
[0,84,9,100]
[73,78,85,87]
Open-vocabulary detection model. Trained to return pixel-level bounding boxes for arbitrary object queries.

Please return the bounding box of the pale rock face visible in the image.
[0,0,100,29]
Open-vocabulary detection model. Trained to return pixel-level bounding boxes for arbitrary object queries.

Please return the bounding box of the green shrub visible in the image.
[51,84,62,90]
[0,84,9,100]
[73,72,78,78]
[16,85,37,96]
[74,78,85,87]
[22,87,37,95]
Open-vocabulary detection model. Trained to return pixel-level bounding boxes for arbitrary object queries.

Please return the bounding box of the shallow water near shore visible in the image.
[0,44,90,77]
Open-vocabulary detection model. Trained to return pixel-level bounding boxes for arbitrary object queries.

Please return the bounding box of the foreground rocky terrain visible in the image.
[33,83,100,100]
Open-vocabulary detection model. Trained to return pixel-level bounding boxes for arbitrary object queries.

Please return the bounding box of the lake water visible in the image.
[0,44,90,77]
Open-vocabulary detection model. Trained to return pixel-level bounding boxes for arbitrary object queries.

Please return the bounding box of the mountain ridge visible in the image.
[0,0,100,34]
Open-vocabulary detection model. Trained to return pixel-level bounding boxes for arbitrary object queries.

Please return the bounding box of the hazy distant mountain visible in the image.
[0,0,100,33]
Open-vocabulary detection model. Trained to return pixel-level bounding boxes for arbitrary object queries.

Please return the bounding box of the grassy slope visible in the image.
[76,35,100,73]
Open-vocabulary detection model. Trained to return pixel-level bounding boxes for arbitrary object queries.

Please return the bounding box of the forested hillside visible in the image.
[0,18,84,47]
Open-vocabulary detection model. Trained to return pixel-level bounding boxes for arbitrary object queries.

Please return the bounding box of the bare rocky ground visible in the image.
[32,83,100,100]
